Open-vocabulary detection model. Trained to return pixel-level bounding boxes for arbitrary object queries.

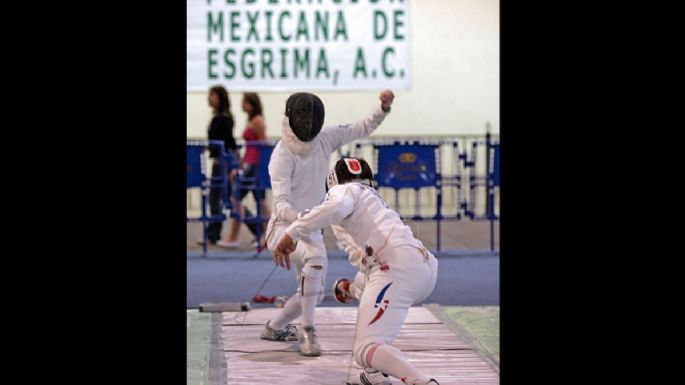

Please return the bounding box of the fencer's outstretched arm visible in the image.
[319,90,395,151]
[284,185,355,242]
[273,185,355,270]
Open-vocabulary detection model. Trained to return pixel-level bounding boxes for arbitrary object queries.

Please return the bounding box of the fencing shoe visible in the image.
[402,378,440,385]
[346,368,391,385]
[260,320,298,341]
[297,325,321,356]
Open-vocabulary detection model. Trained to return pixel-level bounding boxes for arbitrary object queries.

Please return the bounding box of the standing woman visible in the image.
[218,92,271,248]
[205,85,237,244]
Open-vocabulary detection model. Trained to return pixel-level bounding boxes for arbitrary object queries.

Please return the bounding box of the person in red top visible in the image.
[218,93,271,249]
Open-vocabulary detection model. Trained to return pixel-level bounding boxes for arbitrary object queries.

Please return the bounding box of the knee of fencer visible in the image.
[302,258,326,303]
[353,337,386,368]
[302,257,326,279]
[303,265,325,305]
[302,256,326,278]
[302,263,324,279]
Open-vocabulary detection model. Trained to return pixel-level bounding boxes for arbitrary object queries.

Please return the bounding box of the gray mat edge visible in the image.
[209,313,229,385]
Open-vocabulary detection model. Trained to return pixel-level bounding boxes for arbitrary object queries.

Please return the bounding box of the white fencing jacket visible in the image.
[265,105,389,249]
[285,182,424,269]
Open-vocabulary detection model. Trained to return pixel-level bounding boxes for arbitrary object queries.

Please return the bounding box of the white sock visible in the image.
[367,344,431,384]
[300,265,324,326]
[269,293,302,331]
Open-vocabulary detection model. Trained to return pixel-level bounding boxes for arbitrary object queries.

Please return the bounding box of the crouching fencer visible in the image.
[273,157,440,385]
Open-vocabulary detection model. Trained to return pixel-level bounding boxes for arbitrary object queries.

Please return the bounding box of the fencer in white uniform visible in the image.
[262,91,395,357]
[273,157,440,385]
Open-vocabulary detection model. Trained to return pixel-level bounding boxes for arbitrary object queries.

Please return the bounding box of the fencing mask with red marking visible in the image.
[326,157,374,191]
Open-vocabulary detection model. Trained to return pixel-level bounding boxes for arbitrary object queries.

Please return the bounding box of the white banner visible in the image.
[187,0,410,91]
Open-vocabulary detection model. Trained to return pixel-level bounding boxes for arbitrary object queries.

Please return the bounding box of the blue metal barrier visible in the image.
[374,142,456,251]
[187,146,204,188]
[232,141,275,252]
[346,135,498,253]
[256,143,274,189]
[375,144,438,188]
[186,140,234,257]
[485,134,499,252]
[492,143,500,187]
[188,134,499,254]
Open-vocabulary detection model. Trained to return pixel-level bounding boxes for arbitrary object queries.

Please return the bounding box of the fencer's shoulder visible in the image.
[347,182,375,192]
[324,184,354,201]
[273,139,288,151]
[327,184,349,196]
[269,143,295,166]
[328,183,366,199]
[272,141,294,157]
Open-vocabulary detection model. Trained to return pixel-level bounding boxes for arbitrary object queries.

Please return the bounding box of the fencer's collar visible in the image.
[281,117,315,156]
[351,178,374,187]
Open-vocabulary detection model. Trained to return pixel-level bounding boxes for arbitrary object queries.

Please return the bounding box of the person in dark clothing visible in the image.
[205,85,238,244]
[219,92,270,249]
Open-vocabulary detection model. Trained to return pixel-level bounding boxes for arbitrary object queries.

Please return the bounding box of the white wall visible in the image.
[187,0,499,138]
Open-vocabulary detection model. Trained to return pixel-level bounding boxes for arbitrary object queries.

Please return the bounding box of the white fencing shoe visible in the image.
[402,378,440,385]
[297,325,321,356]
[259,320,298,341]
[346,368,390,385]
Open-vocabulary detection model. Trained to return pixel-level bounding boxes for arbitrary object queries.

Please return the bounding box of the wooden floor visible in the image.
[221,307,499,385]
